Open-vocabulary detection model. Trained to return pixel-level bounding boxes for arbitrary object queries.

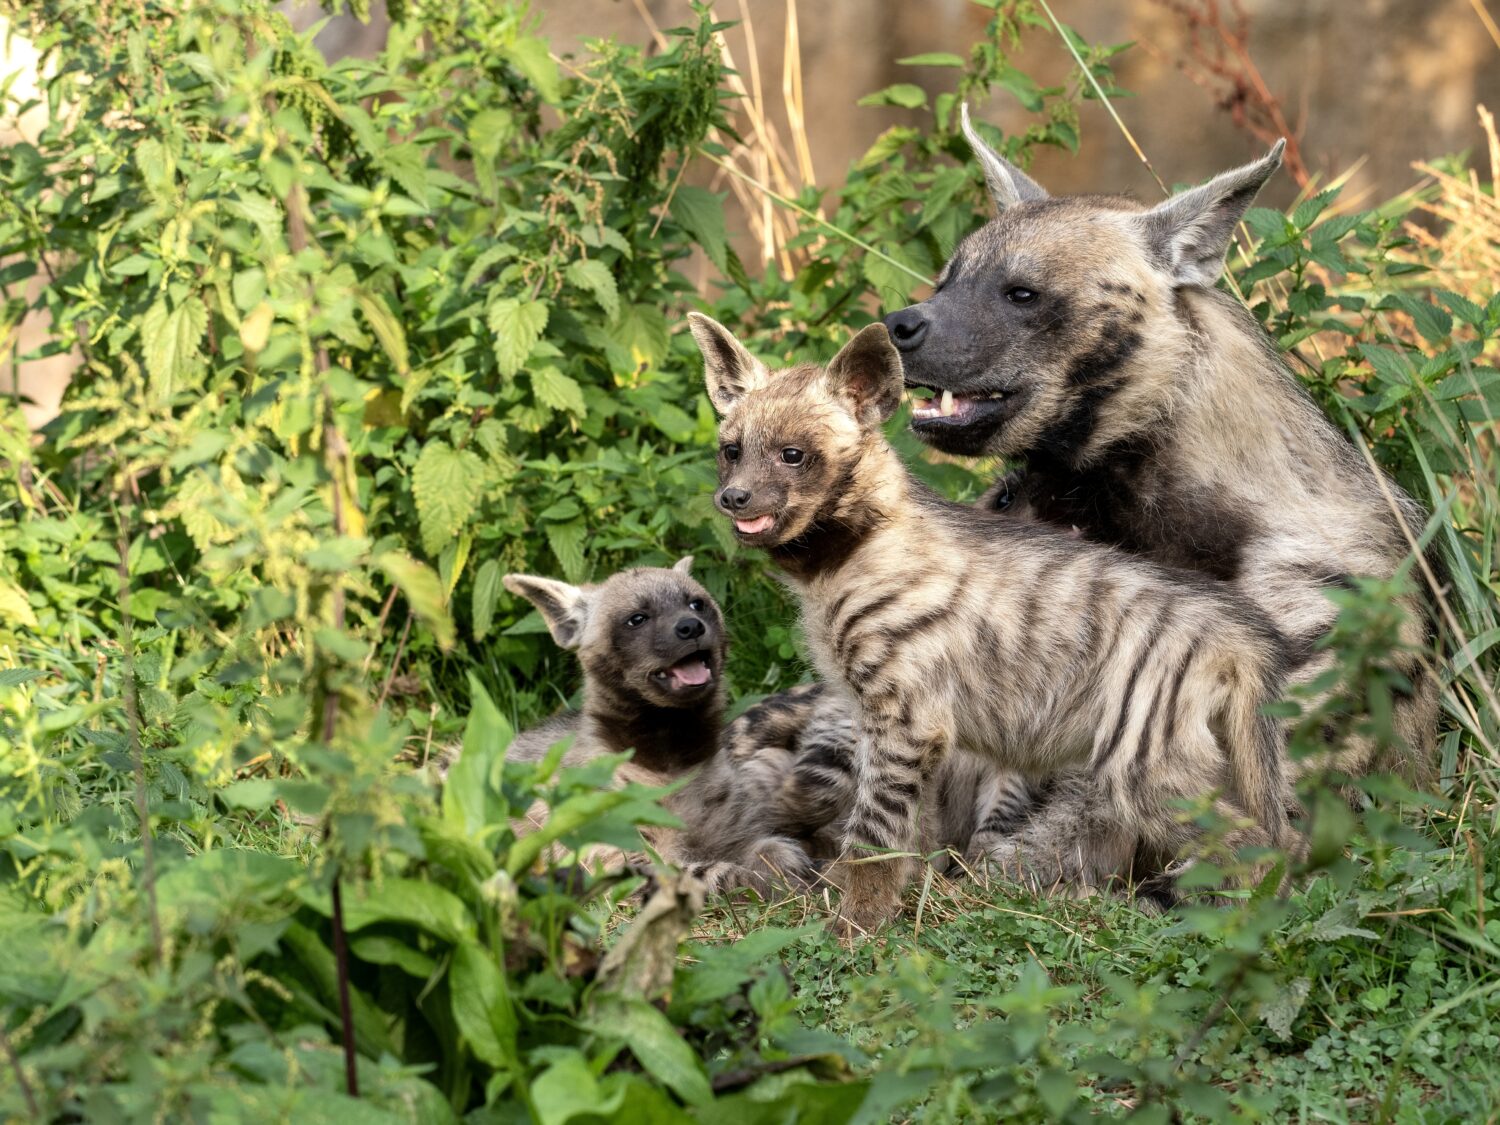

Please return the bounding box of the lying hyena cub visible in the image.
[503,558,829,894]
[690,313,1295,936]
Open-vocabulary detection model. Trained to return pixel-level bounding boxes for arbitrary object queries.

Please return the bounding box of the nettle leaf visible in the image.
[565,258,620,321]
[379,551,457,650]
[505,35,562,102]
[141,295,207,400]
[341,878,475,944]
[0,578,38,630]
[531,366,586,417]
[545,519,588,583]
[669,186,728,272]
[896,51,965,67]
[856,82,927,109]
[412,443,485,558]
[488,297,549,377]
[472,557,503,641]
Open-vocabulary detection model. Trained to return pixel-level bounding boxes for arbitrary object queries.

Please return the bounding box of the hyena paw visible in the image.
[963,834,1023,877]
[748,836,819,891]
[829,892,900,945]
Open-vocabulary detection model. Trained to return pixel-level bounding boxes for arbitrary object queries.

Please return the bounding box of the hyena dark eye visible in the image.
[625,613,648,628]
[722,442,741,462]
[1006,286,1038,305]
[780,448,805,466]
[687,598,705,612]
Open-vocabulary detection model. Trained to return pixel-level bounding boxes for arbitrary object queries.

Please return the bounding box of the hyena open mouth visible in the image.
[907,384,1026,446]
[733,513,775,537]
[651,651,716,692]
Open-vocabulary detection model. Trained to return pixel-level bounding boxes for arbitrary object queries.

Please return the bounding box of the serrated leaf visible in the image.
[357,292,410,375]
[378,551,457,650]
[531,366,586,416]
[411,443,485,560]
[545,519,588,583]
[141,296,207,400]
[1261,976,1311,1040]
[608,304,670,370]
[239,302,273,353]
[0,668,44,686]
[488,297,549,377]
[504,36,561,102]
[669,186,727,272]
[565,258,619,321]
[589,996,711,1107]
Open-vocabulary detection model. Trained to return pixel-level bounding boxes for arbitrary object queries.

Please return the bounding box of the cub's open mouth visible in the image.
[908,386,1014,424]
[652,653,714,691]
[733,514,775,536]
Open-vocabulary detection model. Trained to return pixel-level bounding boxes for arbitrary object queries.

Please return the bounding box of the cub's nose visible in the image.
[674,616,706,640]
[719,487,752,512]
[883,306,928,351]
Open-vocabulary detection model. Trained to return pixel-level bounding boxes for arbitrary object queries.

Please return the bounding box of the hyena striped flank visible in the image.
[691,314,1294,937]
[883,107,1438,785]
[501,559,824,894]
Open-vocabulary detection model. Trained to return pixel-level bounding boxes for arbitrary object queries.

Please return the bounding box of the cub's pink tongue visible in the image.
[735,514,774,535]
[670,658,712,687]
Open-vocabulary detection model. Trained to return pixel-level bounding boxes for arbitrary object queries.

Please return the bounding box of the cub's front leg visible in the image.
[831,715,944,942]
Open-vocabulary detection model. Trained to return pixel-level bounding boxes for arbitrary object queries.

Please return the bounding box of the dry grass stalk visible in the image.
[1406,105,1500,314]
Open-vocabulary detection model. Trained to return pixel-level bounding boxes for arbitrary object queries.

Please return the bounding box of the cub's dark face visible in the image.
[581,568,726,709]
[711,367,862,551]
[884,199,1162,461]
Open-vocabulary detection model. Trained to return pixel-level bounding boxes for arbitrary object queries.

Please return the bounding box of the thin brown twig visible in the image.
[0,1023,38,1119]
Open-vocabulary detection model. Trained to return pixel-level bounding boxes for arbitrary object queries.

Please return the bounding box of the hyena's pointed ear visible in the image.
[687,312,768,413]
[502,574,591,650]
[826,323,904,427]
[672,555,694,575]
[1139,139,1285,288]
[961,103,1049,211]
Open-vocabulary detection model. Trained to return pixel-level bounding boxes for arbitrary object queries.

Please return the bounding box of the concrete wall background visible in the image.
[6,2,1499,426]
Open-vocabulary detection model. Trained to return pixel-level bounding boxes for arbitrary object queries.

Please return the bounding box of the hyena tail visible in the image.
[1224,666,1292,848]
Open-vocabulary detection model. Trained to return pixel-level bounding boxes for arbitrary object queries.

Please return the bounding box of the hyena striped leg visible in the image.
[832,725,940,939]
[967,772,1135,896]
[963,771,1041,863]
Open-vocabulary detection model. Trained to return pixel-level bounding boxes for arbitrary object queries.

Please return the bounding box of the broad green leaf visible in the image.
[545,519,588,583]
[443,673,513,835]
[856,83,927,109]
[450,941,518,1069]
[669,186,728,272]
[896,52,965,67]
[378,551,457,650]
[472,558,503,641]
[411,442,485,559]
[341,878,474,944]
[608,304,670,370]
[0,578,38,629]
[357,292,410,374]
[141,296,207,400]
[565,257,619,320]
[239,301,273,353]
[530,1052,626,1125]
[488,297,549,377]
[349,933,437,979]
[532,366,586,416]
[590,996,712,1107]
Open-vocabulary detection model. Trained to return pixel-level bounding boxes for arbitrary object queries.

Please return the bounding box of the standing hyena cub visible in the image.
[503,558,823,893]
[690,313,1296,936]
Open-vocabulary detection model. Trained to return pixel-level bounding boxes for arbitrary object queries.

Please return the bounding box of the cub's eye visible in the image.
[1006,287,1037,305]
[722,442,741,462]
[625,613,648,628]
[687,598,705,612]
[780,447,805,466]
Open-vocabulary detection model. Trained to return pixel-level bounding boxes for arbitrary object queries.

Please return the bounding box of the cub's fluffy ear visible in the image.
[503,574,591,650]
[960,103,1048,211]
[687,312,768,413]
[1138,140,1284,288]
[825,323,904,426]
[672,555,694,575]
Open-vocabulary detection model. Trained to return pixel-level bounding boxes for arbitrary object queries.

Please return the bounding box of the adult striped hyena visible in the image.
[883,108,1438,787]
[501,559,823,893]
[691,312,1294,937]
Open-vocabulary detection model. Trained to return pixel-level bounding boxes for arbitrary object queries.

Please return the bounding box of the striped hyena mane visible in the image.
[691,313,1295,938]
[881,106,1439,785]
